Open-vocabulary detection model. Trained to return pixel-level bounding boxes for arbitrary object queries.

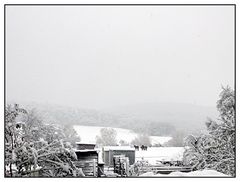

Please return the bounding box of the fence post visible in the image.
[93,159,96,177]
[126,158,129,176]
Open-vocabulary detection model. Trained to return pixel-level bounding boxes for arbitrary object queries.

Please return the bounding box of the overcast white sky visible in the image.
[6,5,234,110]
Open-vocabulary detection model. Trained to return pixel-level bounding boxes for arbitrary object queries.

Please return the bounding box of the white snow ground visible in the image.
[140,170,229,177]
[73,125,171,145]
[136,147,185,165]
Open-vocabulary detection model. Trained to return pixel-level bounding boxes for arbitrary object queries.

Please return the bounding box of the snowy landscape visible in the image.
[5,4,235,178]
[73,125,171,145]
[135,147,184,165]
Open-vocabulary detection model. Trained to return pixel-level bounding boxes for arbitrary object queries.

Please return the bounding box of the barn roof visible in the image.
[75,142,96,145]
[75,149,99,153]
[103,146,135,151]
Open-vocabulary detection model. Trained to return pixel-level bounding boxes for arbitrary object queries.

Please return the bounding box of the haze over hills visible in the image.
[7,101,219,136]
[105,102,219,132]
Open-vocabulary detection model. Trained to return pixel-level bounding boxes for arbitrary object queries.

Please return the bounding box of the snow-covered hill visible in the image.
[73,125,171,145]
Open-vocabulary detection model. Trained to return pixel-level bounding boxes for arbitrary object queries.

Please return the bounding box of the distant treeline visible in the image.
[16,104,176,136]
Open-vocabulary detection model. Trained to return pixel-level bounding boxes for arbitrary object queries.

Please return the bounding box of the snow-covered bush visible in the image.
[130,160,151,176]
[183,86,235,176]
[5,104,83,177]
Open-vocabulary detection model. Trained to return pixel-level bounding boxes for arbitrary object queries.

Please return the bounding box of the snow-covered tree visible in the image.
[131,133,151,147]
[96,128,117,146]
[5,104,27,177]
[62,124,81,147]
[164,130,186,147]
[5,104,84,177]
[119,140,129,146]
[183,86,235,176]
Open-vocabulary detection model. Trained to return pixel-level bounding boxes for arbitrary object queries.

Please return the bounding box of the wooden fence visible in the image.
[74,159,98,177]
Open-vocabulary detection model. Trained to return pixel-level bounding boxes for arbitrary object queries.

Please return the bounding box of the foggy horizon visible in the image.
[6,5,234,110]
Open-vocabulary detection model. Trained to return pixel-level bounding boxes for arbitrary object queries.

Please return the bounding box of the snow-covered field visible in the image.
[136,147,185,165]
[73,125,171,145]
[140,170,229,177]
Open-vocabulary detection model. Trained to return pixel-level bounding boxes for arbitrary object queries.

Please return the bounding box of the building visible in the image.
[74,143,99,177]
[103,146,135,167]
[76,142,96,150]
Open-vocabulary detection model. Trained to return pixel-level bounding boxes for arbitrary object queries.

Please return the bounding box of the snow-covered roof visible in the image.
[74,149,99,153]
[103,146,135,151]
[75,142,96,145]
